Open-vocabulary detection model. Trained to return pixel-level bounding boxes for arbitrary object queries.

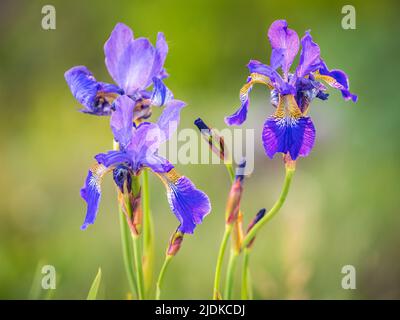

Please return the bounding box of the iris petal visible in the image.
[296,31,321,78]
[151,77,173,107]
[225,73,272,126]
[80,164,109,230]
[262,115,315,160]
[315,60,357,102]
[104,23,161,94]
[267,20,299,76]
[110,95,134,149]
[164,173,211,234]
[64,66,121,115]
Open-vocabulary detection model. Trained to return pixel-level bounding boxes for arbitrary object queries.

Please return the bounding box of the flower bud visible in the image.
[194,118,229,161]
[167,230,184,256]
[245,208,266,249]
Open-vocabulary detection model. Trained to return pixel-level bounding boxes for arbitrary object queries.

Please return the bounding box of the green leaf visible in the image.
[87,268,102,300]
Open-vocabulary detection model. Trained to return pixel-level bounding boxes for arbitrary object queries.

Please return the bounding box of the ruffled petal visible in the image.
[104,23,158,94]
[315,60,357,102]
[267,20,299,76]
[64,66,122,115]
[151,77,173,107]
[262,115,315,160]
[162,171,211,234]
[80,163,109,230]
[110,95,134,149]
[296,31,321,78]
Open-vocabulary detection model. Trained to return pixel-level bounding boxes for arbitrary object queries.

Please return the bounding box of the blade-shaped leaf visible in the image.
[87,268,102,300]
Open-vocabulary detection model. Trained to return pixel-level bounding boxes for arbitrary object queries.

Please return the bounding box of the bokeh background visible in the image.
[1,0,399,299]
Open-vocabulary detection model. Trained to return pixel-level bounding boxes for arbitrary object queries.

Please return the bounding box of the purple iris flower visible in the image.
[80,95,211,234]
[225,20,357,160]
[65,23,172,118]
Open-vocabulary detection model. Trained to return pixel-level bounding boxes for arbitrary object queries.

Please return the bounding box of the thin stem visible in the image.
[119,208,137,297]
[129,174,145,300]
[213,224,233,300]
[132,235,145,300]
[156,255,173,300]
[241,248,251,300]
[115,140,137,298]
[224,249,239,300]
[225,162,235,182]
[241,167,295,248]
[142,169,154,294]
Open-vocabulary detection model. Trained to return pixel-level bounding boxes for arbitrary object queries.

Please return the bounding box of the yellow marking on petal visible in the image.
[240,73,273,101]
[314,71,344,90]
[274,94,302,118]
[165,168,181,184]
[89,163,108,192]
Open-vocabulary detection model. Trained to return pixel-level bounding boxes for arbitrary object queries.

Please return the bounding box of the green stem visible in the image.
[142,169,154,294]
[132,235,145,300]
[114,140,138,298]
[156,255,173,300]
[225,163,235,182]
[213,224,233,299]
[224,249,239,300]
[129,175,145,300]
[119,208,137,297]
[241,167,295,249]
[241,248,252,300]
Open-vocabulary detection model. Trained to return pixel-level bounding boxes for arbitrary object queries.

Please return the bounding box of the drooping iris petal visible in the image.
[80,163,109,230]
[64,66,122,115]
[157,99,186,142]
[110,95,134,149]
[151,77,173,107]
[104,23,158,94]
[225,72,272,126]
[262,115,315,160]
[296,31,321,78]
[267,20,299,76]
[316,60,357,102]
[163,172,211,234]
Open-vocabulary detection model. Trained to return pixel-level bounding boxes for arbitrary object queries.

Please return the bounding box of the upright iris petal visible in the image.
[267,20,299,76]
[104,23,169,95]
[295,31,321,79]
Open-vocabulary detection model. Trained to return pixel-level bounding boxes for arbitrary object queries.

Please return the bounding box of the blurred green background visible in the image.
[1,0,399,299]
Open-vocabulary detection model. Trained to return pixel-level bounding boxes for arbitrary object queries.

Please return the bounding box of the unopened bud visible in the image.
[194,118,229,161]
[245,208,266,249]
[225,160,246,224]
[167,230,184,256]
